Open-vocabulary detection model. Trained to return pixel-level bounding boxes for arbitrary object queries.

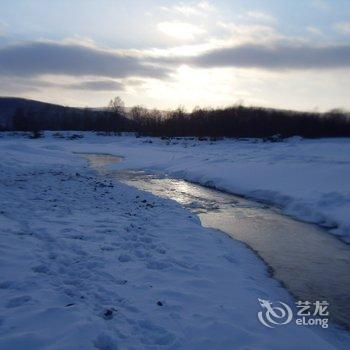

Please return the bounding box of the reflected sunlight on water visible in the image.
[84,153,350,329]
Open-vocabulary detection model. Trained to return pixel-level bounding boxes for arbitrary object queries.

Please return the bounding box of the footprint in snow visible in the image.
[6,295,32,308]
[146,260,170,270]
[118,254,132,263]
[137,320,175,346]
[32,265,50,274]
[0,280,15,289]
[94,333,118,350]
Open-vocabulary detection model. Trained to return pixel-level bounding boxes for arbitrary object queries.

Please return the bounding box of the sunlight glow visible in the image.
[157,21,205,40]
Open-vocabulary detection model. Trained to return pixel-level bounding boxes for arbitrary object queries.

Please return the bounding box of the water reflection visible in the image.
[85,153,350,329]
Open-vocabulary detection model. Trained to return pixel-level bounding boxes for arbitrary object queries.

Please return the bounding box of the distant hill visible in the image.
[0,97,84,129]
[0,97,134,132]
[0,97,158,131]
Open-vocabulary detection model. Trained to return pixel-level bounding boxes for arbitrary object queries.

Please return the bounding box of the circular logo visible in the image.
[258,298,293,328]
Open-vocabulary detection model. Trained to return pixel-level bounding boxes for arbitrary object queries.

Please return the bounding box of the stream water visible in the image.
[84,153,350,329]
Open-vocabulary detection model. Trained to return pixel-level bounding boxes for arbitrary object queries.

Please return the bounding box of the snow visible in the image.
[51,133,349,243]
[0,132,349,349]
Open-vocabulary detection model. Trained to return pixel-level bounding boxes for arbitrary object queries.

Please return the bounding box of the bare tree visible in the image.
[108,96,125,115]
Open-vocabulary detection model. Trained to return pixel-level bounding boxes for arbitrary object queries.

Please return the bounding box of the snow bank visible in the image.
[51,133,349,243]
[0,134,348,348]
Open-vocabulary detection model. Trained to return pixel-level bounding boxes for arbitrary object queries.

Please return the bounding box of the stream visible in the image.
[84,153,350,329]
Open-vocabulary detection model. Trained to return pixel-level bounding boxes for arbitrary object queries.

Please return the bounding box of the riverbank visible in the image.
[46,132,349,243]
[85,154,350,329]
[0,133,348,348]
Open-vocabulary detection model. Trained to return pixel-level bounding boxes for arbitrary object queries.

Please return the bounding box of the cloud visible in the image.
[0,76,50,95]
[311,0,330,11]
[217,21,279,43]
[245,11,276,23]
[307,26,324,36]
[193,44,350,70]
[0,41,169,79]
[160,1,214,17]
[157,43,350,70]
[0,22,6,37]
[0,75,126,94]
[333,22,350,35]
[197,1,214,12]
[67,80,124,91]
[157,21,206,40]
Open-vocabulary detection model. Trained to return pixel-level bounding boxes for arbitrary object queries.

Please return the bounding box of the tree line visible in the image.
[9,97,350,139]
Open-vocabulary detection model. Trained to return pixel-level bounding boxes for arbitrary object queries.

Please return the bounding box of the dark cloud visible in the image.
[0,76,56,94]
[0,41,169,78]
[1,41,349,92]
[0,76,125,94]
[187,44,350,70]
[153,43,350,70]
[0,74,127,98]
[67,80,124,91]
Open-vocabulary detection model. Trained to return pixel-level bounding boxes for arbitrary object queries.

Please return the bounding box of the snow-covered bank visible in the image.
[0,134,348,349]
[49,133,349,243]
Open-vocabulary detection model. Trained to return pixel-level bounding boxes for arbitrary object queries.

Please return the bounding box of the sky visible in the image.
[0,0,350,111]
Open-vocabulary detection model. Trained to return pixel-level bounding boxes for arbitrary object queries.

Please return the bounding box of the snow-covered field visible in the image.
[44,132,349,243]
[0,132,349,349]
